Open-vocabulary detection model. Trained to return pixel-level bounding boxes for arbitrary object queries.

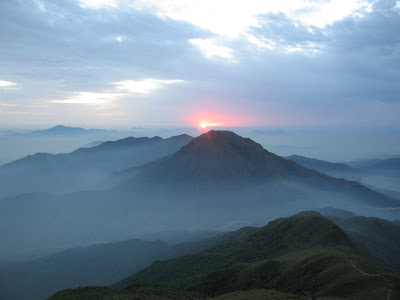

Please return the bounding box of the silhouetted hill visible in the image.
[286,154,354,174]
[0,134,193,198]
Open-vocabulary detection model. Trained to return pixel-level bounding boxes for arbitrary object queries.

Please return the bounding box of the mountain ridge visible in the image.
[131,130,398,208]
[137,131,333,182]
[0,134,193,198]
[113,211,354,289]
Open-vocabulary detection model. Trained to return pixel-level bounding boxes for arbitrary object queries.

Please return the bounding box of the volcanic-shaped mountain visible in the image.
[138,130,316,181]
[134,130,398,208]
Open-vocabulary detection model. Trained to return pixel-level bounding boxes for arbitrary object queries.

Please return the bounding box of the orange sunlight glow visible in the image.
[186,105,260,129]
[200,122,220,129]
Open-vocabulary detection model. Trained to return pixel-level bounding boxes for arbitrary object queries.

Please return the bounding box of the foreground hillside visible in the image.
[114,211,353,288]
[50,212,400,300]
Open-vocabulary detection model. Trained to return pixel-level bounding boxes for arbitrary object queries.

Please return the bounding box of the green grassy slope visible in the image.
[184,245,400,299]
[49,212,400,300]
[113,211,353,288]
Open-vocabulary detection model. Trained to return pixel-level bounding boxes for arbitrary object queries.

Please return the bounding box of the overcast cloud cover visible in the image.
[0,0,399,128]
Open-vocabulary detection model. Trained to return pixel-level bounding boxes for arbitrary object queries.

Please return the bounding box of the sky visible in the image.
[0,0,399,129]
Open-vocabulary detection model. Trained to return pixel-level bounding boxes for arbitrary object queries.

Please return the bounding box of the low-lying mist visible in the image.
[0,177,398,262]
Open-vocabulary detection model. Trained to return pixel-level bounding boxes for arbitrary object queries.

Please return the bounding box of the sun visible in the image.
[199,121,220,129]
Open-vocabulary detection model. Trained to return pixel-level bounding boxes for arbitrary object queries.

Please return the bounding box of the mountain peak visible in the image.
[138,130,308,182]
[179,130,264,156]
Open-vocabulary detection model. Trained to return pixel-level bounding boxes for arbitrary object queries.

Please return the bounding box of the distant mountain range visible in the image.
[287,154,400,176]
[286,153,400,198]
[0,134,193,198]
[49,212,400,300]
[32,125,118,135]
[286,154,354,174]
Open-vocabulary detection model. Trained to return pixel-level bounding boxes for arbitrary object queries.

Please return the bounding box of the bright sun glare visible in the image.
[200,122,220,129]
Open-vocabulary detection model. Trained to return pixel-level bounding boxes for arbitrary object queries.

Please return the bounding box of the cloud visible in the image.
[78,0,117,9]
[114,36,124,42]
[49,78,185,106]
[248,12,327,54]
[0,102,17,107]
[0,80,17,89]
[132,0,373,38]
[0,109,47,115]
[189,38,236,62]
[325,0,400,56]
[0,0,208,86]
[111,79,184,94]
[50,92,122,105]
